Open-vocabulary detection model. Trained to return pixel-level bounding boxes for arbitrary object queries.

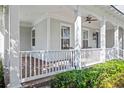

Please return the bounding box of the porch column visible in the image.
[114,25,119,58]
[100,17,106,62]
[3,6,10,87]
[8,5,21,87]
[74,16,82,69]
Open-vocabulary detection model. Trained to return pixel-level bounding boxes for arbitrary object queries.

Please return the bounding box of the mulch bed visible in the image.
[0,80,5,88]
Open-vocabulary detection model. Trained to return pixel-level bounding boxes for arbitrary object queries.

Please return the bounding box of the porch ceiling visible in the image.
[19,5,76,25]
[19,5,115,30]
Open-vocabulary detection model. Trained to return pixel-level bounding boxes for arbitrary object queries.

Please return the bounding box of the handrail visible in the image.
[20,49,75,53]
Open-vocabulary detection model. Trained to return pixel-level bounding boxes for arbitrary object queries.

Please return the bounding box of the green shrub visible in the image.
[50,59,124,88]
[0,59,5,88]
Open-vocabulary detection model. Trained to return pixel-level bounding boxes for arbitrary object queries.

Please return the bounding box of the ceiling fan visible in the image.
[85,15,97,23]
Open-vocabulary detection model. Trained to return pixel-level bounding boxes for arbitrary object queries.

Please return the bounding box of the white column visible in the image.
[3,6,10,87]
[8,5,21,87]
[0,7,4,59]
[74,16,82,69]
[100,17,106,62]
[114,25,119,58]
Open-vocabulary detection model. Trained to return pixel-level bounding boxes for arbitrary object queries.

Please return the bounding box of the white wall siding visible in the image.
[106,29,114,48]
[33,18,47,50]
[20,26,31,51]
[88,29,97,48]
[50,18,74,50]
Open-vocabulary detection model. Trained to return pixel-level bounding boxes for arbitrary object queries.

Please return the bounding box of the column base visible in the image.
[7,83,22,88]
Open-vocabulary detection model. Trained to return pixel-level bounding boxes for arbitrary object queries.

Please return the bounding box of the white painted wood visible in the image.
[29,53,32,77]
[0,7,5,59]
[8,5,21,87]
[100,17,106,62]
[47,17,50,50]
[45,52,48,74]
[41,52,44,74]
[33,18,47,50]
[25,53,27,78]
[74,16,82,69]
[20,26,31,51]
[4,6,11,86]
[114,25,119,58]
[50,18,74,50]
[34,55,36,76]
[38,53,40,75]
[20,52,22,79]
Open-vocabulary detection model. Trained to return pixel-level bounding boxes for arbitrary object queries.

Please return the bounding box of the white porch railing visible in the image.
[105,48,117,61]
[119,48,124,59]
[81,48,102,67]
[20,50,75,82]
[19,48,120,83]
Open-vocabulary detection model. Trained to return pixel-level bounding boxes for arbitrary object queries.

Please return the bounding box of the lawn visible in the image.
[50,59,124,88]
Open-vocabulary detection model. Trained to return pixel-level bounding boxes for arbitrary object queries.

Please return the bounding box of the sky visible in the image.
[114,5,124,14]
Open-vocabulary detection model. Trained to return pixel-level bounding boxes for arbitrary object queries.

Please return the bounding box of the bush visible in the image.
[50,59,124,88]
[0,59,5,88]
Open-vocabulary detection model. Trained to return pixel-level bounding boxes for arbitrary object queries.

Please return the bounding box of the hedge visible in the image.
[50,59,124,88]
[0,59,5,88]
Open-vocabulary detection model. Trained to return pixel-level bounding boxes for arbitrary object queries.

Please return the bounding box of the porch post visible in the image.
[74,16,82,69]
[100,17,106,62]
[114,25,119,58]
[3,6,10,87]
[8,5,21,87]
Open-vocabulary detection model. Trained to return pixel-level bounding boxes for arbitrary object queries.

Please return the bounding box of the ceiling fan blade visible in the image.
[90,19,98,21]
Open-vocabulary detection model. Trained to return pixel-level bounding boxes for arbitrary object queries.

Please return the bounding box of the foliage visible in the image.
[0,59,5,88]
[50,59,124,88]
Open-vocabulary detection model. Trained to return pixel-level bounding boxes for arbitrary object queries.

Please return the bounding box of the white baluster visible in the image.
[52,52,54,73]
[65,51,67,70]
[25,53,27,78]
[30,52,32,77]
[54,51,56,72]
[34,53,36,76]
[20,52,22,79]
[61,52,63,70]
[45,51,47,74]
[42,52,44,74]
[59,51,61,71]
[38,52,40,75]
[56,51,58,72]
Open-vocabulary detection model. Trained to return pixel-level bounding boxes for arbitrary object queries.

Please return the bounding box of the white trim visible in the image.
[33,14,48,26]
[60,23,72,50]
[33,13,74,27]
[82,28,89,48]
[49,13,74,24]
[20,21,32,27]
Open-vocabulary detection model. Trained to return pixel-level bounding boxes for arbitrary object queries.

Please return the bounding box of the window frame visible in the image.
[82,28,89,48]
[60,23,71,50]
[31,27,36,48]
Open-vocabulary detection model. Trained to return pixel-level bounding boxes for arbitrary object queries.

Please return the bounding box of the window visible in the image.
[82,30,88,48]
[61,25,70,49]
[32,29,35,46]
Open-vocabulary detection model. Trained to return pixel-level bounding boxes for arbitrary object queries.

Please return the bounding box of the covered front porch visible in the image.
[2,5,124,87]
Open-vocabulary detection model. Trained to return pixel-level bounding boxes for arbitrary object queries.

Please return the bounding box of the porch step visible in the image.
[22,75,54,88]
